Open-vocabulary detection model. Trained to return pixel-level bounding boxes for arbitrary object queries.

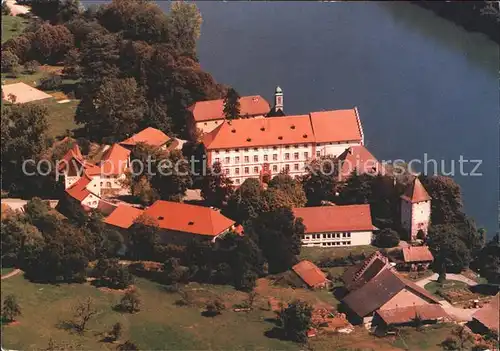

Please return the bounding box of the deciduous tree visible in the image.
[2,294,21,323]
[119,288,141,313]
[278,300,313,343]
[201,162,234,208]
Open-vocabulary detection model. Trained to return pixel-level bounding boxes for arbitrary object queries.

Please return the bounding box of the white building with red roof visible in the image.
[203,108,364,185]
[293,204,375,247]
[400,178,432,241]
[189,95,271,134]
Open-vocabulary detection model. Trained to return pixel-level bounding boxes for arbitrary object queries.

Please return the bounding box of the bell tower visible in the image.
[274,86,283,113]
[401,177,431,241]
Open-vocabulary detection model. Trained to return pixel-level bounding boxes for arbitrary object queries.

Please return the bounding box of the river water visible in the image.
[87,1,499,236]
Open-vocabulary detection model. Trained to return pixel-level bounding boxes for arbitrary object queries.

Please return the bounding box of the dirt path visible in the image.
[415,273,478,288]
[1,269,21,280]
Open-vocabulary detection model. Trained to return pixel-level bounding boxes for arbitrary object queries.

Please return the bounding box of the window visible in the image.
[204,122,207,126]
[253,148,258,151]
[264,155,268,161]
[285,153,290,160]
[244,167,249,174]
[272,165,278,172]
[304,152,309,159]
[294,164,299,171]
[235,156,240,163]
[273,154,278,161]
[342,233,346,238]
[235,179,240,184]
[285,164,290,171]
[244,156,249,163]
[273,146,278,150]
[215,121,218,124]
[254,155,258,162]
[316,151,320,157]
[215,151,220,154]
[215,157,220,163]
[253,166,258,174]
[294,145,298,148]
[225,157,230,164]
[225,149,230,153]
[285,145,290,149]
[106,182,111,187]
[294,152,299,160]
[224,168,230,175]
[235,168,240,175]
[244,148,249,152]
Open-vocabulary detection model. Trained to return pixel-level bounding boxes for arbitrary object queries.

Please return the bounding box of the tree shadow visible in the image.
[56,320,80,334]
[201,311,220,318]
[470,284,499,296]
[264,327,288,341]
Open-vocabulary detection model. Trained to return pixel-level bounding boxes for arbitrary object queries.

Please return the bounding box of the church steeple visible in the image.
[274,86,283,113]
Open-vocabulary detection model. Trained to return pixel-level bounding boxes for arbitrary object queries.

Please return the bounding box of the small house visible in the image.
[291,260,330,289]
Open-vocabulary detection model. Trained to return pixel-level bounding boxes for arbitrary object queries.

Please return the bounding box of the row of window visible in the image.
[214,145,310,154]
[303,232,352,240]
[223,163,305,176]
[321,241,351,247]
[215,151,312,165]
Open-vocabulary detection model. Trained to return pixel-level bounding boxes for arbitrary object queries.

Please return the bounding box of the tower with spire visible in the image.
[274,86,283,113]
[400,177,431,241]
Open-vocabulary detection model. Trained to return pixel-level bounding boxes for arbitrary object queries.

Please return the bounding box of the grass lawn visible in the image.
[424,280,468,295]
[299,245,378,266]
[1,15,28,43]
[40,99,80,138]
[390,324,455,350]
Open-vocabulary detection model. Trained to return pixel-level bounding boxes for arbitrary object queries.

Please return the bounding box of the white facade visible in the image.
[401,199,431,241]
[209,141,361,185]
[300,230,373,247]
[81,192,100,209]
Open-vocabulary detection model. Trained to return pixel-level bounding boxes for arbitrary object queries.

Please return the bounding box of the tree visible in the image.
[119,288,141,313]
[1,214,43,266]
[201,162,234,208]
[428,224,472,274]
[73,297,97,333]
[150,150,193,201]
[162,257,185,285]
[62,48,81,79]
[204,299,225,317]
[116,341,139,351]
[24,60,40,74]
[373,228,400,248]
[39,73,63,91]
[420,175,464,225]
[302,156,339,206]
[266,173,307,210]
[2,294,21,323]
[2,34,33,63]
[77,77,147,141]
[1,50,20,73]
[167,1,202,56]
[128,215,161,260]
[247,207,304,273]
[223,88,241,120]
[94,258,133,289]
[224,178,266,223]
[471,233,500,284]
[278,300,313,343]
[30,23,74,64]
[110,322,122,342]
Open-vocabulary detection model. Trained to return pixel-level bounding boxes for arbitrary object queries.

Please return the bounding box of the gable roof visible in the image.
[310,109,363,143]
[401,178,431,203]
[337,145,384,180]
[402,246,434,263]
[142,200,235,237]
[104,204,144,229]
[342,268,440,317]
[293,204,375,234]
[292,260,329,288]
[58,144,101,176]
[472,293,499,333]
[99,144,131,176]
[120,127,170,148]
[375,304,449,325]
[189,95,271,122]
[204,114,313,149]
[65,173,93,201]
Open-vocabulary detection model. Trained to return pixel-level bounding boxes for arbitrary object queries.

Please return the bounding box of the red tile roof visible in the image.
[402,246,434,263]
[376,304,449,325]
[293,204,375,234]
[189,95,270,122]
[104,204,144,229]
[65,174,93,201]
[203,108,363,150]
[142,200,235,236]
[472,293,499,333]
[99,144,131,176]
[292,260,329,288]
[337,145,384,180]
[401,178,431,203]
[310,109,363,143]
[204,114,312,149]
[58,144,84,171]
[120,127,170,148]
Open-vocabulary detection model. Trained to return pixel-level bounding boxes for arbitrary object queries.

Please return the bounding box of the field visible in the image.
[424,280,468,295]
[1,15,28,43]
[1,272,456,350]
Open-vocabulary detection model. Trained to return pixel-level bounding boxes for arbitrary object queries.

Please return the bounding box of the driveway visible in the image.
[415,273,479,322]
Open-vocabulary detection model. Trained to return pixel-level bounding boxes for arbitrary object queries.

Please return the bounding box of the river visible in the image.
[87,1,499,237]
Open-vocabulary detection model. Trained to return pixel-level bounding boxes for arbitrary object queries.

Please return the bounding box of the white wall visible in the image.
[81,193,100,208]
[401,199,431,241]
[300,230,372,247]
[100,174,126,190]
[317,141,362,159]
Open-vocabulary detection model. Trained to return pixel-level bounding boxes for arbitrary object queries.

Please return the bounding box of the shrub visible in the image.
[38,73,62,90]
[23,60,40,74]
[1,50,20,73]
[373,228,400,248]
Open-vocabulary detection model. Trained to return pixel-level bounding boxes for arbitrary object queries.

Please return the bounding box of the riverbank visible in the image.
[412,1,500,44]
